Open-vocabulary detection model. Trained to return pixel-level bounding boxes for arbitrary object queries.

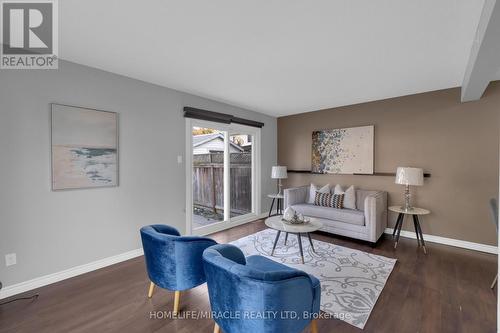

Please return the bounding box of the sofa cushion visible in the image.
[314,192,344,209]
[291,203,365,226]
[334,185,356,210]
[308,183,330,204]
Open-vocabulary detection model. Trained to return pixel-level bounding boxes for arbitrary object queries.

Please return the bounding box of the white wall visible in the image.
[0,61,277,287]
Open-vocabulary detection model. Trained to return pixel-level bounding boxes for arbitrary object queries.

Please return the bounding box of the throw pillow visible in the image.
[334,184,356,210]
[314,192,344,209]
[308,183,330,204]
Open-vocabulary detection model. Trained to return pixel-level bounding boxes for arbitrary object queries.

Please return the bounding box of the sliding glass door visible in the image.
[229,133,254,218]
[191,126,226,229]
[187,119,260,235]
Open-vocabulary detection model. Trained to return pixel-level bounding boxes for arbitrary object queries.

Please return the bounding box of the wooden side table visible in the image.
[389,206,430,254]
[267,193,284,217]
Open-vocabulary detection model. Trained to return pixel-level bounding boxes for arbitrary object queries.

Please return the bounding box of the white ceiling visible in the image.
[60,0,485,117]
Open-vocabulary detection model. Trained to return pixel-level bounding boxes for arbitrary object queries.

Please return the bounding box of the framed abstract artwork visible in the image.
[51,104,119,190]
[312,125,374,174]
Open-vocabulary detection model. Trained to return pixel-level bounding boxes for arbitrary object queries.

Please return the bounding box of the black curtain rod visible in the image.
[183,107,264,128]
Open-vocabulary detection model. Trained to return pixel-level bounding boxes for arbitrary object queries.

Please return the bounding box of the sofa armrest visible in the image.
[284,186,309,208]
[364,191,388,242]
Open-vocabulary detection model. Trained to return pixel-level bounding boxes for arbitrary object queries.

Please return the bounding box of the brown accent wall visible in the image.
[278,83,500,246]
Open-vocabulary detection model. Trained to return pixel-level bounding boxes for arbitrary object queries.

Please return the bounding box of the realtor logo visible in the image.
[1,0,58,69]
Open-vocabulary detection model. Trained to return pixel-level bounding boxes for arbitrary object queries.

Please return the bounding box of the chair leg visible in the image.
[147,282,155,298]
[173,291,181,315]
[491,274,498,289]
[311,319,318,333]
[213,322,220,333]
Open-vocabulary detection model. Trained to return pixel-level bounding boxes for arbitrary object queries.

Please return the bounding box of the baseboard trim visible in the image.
[257,212,271,219]
[2,213,271,299]
[384,228,498,254]
[0,248,144,300]
[4,224,493,300]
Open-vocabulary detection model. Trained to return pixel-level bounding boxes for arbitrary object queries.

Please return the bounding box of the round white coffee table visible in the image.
[265,215,323,264]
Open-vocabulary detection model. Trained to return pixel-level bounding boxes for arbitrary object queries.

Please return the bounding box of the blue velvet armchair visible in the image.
[203,244,321,333]
[140,224,217,314]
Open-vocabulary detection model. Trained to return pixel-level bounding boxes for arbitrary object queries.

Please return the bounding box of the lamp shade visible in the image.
[271,166,288,179]
[395,167,424,186]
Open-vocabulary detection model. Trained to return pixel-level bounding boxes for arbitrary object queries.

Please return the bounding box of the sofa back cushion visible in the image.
[308,183,330,204]
[356,190,380,211]
[334,185,356,210]
[314,192,344,209]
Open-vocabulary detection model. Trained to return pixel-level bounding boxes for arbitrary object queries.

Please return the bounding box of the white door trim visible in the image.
[185,118,193,235]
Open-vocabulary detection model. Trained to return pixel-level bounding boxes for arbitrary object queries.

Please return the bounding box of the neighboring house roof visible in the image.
[192,133,220,146]
[241,142,252,151]
[193,133,244,152]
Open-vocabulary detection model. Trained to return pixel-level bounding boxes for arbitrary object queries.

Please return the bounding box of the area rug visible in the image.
[230,229,397,329]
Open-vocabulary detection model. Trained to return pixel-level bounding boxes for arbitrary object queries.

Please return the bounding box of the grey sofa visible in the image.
[284,186,388,243]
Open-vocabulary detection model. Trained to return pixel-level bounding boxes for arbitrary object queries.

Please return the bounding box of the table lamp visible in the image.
[395,167,423,211]
[271,166,288,195]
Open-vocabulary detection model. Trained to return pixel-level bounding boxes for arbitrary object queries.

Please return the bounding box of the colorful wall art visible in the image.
[312,125,374,174]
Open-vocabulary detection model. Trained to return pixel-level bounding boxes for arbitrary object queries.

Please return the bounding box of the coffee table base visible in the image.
[271,231,317,264]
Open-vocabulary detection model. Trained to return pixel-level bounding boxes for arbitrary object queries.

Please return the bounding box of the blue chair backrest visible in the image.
[203,244,318,333]
[140,224,217,291]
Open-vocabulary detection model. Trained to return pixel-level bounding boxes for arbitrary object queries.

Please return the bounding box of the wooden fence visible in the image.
[192,152,252,215]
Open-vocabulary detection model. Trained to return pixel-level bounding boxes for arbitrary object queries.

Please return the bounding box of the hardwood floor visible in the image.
[0,220,497,333]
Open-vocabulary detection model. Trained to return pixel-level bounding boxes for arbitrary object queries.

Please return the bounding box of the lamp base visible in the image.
[400,185,413,211]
